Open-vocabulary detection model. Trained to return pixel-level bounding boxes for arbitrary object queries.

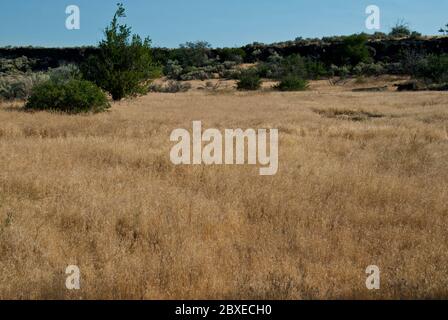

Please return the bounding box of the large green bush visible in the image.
[25,79,110,113]
[258,53,307,80]
[304,58,328,79]
[81,3,159,101]
[336,34,371,66]
[415,54,448,84]
[237,69,262,90]
[275,75,308,91]
[171,41,212,68]
[217,47,246,63]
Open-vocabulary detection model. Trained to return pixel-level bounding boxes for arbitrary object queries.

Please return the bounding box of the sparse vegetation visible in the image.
[415,54,448,84]
[0,72,49,100]
[0,56,36,74]
[149,80,192,93]
[389,20,421,39]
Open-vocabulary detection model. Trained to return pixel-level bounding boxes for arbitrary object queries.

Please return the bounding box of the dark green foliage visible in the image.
[415,54,448,84]
[439,23,448,35]
[274,75,308,91]
[258,53,327,80]
[25,79,110,113]
[258,53,306,79]
[353,62,386,76]
[304,58,328,79]
[389,21,411,38]
[81,3,159,101]
[217,48,246,63]
[237,69,262,90]
[330,65,351,78]
[0,56,36,74]
[172,41,212,68]
[278,54,307,79]
[336,34,371,66]
[398,50,425,75]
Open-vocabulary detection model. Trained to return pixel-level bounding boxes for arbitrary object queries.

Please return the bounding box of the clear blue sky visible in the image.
[0,0,446,48]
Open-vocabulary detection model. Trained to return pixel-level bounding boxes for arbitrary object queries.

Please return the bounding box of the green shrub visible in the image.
[0,73,49,101]
[149,80,191,93]
[163,60,183,80]
[217,48,246,63]
[275,75,308,91]
[258,53,308,80]
[48,64,81,84]
[389,21,411,38]
[415,54,448,84]
[279,54,307,79]
[220,68,242,80]
[398,50,425,75]
[0,56,36,74]
[179,68,211,81]
[337,34,371,66]
[330,65,351,78]
[304,58,328,79]
[353,62,386,76]
[81,3,160,100]
[237,69,262,90]
[172,41,212,68]
[258,54,329,80]
[25,80,110,113]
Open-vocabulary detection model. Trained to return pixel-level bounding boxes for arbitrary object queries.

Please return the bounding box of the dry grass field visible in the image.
[0,77,448,299]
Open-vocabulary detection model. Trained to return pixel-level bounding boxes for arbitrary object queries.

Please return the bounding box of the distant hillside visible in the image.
[240,37,448,63]
[1,37,448,70]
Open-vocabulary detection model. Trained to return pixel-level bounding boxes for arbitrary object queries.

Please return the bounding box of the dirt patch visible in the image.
[352,85,388,92]
[314,108,384,121]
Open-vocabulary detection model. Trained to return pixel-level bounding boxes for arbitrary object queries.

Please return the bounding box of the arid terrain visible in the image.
[0,77,447,299]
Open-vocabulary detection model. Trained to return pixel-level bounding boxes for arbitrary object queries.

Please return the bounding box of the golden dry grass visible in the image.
[0,78,448,299]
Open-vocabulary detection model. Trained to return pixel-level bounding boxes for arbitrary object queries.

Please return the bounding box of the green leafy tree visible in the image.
[172,41,212,68]
[389,20,411,38]
[217,48,246,63]
[81,3,159,100]
[337,34,371,66]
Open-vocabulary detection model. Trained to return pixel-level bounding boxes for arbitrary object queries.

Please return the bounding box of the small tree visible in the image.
[439,24,448,35]
[389,20,411,38]
[337,34,371,66]
[173,41,212,68]
[82,3,159,100]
